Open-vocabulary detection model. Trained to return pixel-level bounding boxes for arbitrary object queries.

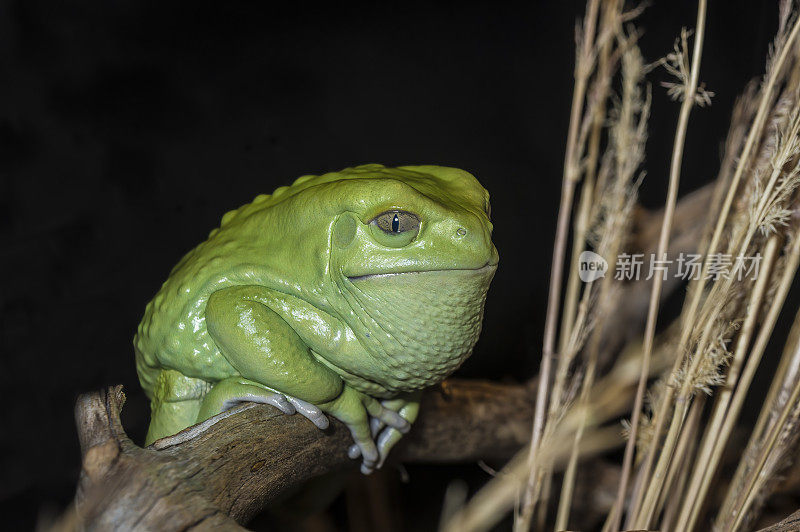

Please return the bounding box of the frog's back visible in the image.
[133,165,360,397]
[134,239,238,398]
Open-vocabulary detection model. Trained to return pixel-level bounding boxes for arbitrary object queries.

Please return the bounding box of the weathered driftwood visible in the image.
[50,183,716,531]
[759,509,800,531]
[68,380,533,530]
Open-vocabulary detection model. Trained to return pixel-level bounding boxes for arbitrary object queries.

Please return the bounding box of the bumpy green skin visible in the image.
[134,164,497,472]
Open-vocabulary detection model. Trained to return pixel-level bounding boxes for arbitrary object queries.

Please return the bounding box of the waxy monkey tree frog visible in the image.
[134,164,498,473]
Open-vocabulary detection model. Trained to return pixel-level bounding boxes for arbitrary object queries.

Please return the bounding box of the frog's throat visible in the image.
[337,265,496,392]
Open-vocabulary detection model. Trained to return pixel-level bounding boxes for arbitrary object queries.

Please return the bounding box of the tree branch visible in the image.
[759,509,800,532]
[63,380,533,530]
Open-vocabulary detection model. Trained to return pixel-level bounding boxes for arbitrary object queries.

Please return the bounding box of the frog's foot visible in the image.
[321,386,411,474]
[221,392,294,414]
[284,396,330,429]
[199,377,329,430]
[348,393,421,471]
[221,392,329,430]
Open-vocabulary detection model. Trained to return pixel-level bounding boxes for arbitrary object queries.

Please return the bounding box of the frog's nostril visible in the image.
[456,227,467,237]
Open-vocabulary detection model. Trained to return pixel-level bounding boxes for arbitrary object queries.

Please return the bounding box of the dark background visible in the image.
[0,0,781,529]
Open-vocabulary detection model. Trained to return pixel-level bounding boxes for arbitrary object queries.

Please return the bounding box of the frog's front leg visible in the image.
[205,286,408,472]
[318,385,411,473]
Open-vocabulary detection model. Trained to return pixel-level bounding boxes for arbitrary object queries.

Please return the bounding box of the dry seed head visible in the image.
[749,104,800,236]
[677,321,737,396]
[695,324,736,395]
[587,45,649,253]
[737,93,794,216]
[765,0,799,77]
[659,28,715,107]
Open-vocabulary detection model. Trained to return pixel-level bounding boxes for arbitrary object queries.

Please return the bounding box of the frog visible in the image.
[134,164,498,473]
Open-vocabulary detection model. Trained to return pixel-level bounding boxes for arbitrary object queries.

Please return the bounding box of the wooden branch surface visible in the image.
[759,509,800,531]
[55,182,715,531]
[70,380,532,530]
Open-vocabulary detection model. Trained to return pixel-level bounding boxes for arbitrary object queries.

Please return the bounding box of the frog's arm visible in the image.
[204,286,409,472]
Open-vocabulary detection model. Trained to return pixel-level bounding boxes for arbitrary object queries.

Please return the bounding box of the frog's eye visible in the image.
[372,211,419,234]
[369,210,420,247]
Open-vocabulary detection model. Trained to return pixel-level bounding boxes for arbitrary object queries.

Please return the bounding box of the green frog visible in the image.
[134,164,497,473]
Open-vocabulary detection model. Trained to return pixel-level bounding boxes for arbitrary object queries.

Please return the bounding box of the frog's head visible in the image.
[316,164,498,393]
[326,164,497,278]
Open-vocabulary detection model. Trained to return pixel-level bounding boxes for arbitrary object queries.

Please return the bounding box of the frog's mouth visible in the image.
[345,262,497,282]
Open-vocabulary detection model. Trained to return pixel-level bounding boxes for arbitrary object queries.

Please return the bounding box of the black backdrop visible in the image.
[0,0,780,529]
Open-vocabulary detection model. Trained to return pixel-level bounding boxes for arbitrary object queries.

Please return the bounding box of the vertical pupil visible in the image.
[391,213,400,232]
